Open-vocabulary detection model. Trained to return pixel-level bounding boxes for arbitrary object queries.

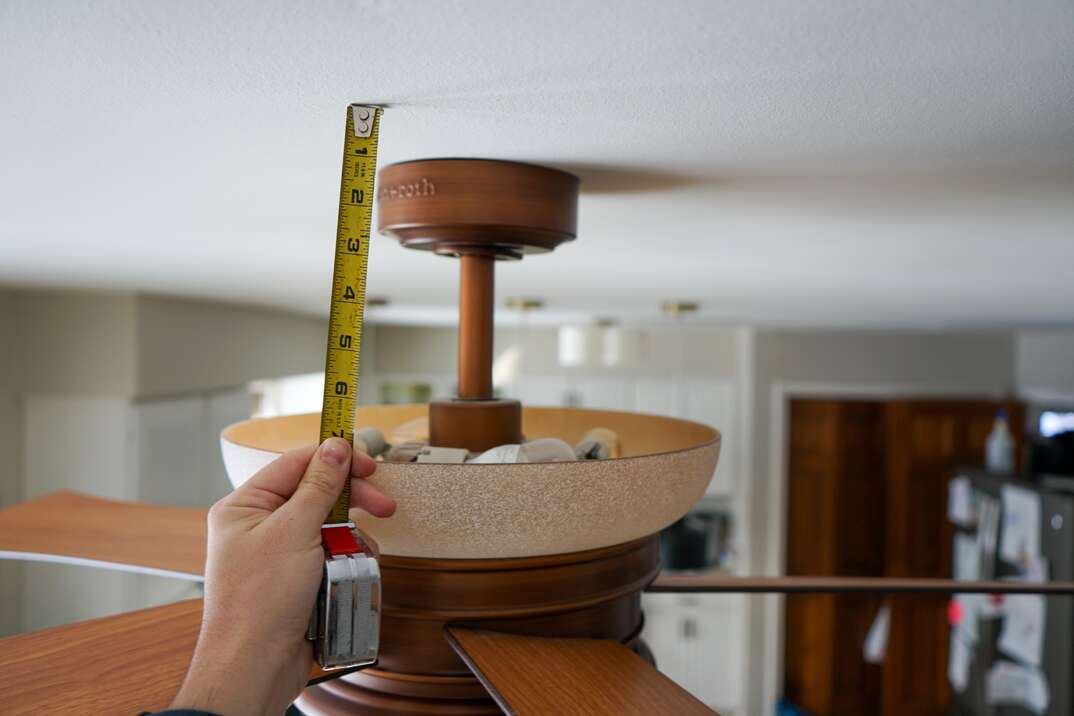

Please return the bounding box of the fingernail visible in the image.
[321,438,350,467]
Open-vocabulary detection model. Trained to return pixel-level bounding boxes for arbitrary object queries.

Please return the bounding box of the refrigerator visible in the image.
[949,468,1074,716]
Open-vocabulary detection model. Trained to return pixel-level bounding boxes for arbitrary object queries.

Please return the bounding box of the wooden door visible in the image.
[880,399,1023,716]
[783,400,886,715]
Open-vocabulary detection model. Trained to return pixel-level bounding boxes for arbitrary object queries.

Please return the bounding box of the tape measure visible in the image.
[321,104,382,526]
[307,105,385,671]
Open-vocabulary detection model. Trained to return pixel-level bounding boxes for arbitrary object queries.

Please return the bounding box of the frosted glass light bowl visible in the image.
[221,405,719,559]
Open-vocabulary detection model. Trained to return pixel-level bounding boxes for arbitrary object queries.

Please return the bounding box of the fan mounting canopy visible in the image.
[377,159,579,259]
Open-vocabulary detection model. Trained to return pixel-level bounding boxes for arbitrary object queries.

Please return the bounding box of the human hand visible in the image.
[170,438,396,716]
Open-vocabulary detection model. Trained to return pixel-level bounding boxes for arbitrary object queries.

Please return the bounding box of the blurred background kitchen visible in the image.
[3,1,1074,714]
[3,293,1074,714]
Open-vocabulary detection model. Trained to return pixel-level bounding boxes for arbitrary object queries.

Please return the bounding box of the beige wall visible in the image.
[0,291,21,506]
[11,291,137,396]
[753,330,1014,389]
[0,291,23,635]
[1015,330,1074,400]
[135,295,328,398]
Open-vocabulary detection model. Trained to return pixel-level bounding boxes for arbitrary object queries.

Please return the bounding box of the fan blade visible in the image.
[0,491,207,579]
[647,574,1074,594]
[445,626,718,715]
[0,598,357,715]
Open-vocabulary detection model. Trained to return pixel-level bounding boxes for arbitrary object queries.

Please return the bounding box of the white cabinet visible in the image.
[126,389,253,614]
[642,592,745,714]
[574,378,632,410]
[20,396,135,632]
[682,380,735,497]
[132,387,253,507]
[631,379,736,496]
[633,378,677,416]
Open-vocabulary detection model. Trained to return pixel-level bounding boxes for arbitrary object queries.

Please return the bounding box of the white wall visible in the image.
[1015,330,1074,403]
[743,329,1015,716]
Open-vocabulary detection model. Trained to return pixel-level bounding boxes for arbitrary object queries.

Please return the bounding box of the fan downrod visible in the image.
[378,158,580,452]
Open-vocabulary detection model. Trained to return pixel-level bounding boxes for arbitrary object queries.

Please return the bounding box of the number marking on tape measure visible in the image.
[321,104,382,525]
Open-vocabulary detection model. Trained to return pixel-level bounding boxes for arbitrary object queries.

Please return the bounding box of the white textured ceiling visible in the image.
[2,1,1073,327]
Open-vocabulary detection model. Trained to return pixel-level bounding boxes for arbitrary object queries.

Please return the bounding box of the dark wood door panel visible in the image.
[783,397,1022,716]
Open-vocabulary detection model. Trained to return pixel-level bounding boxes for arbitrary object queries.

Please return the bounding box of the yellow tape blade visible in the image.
[321,105,381,525]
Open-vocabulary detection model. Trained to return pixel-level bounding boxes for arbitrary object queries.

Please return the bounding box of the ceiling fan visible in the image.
[2,157,1069,716]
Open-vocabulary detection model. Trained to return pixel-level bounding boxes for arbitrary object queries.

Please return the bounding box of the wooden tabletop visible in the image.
[0,491,208,577]
[446,626,718,716]
[0,599,203,715]
[0,598,351,715]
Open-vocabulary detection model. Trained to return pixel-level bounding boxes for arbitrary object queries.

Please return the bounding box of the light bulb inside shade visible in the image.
[558,325,587,367]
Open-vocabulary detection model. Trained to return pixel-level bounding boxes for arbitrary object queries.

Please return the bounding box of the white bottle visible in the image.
[985,409,1015,474]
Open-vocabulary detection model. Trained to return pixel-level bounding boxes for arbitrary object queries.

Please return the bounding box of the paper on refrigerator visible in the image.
[952,592,1003,647]
[1000,485,1041,565]
[953,532,980,582]
[863,604,890,664]
[1024,555,1049,583]
[948,630,972,693]
[985,660,1050,715]
[948,475,975,527]
[976,494,1001,577]
[997,592,1046,667]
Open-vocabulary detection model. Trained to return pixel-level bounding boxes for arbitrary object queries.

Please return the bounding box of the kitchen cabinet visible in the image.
[643,592,745,714]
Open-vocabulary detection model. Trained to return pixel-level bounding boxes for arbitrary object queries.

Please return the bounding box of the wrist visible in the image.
[172,630,302,716]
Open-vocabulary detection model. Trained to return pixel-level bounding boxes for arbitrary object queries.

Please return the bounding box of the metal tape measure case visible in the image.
[309,526,381,669]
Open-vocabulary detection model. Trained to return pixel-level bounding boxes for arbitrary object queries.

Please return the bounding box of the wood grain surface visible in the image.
[0,491,208,576]
[0,598,349,715]
[647,574,1074,594]
[445,627,718,716]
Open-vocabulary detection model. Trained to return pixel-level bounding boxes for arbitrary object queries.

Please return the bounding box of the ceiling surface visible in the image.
[2,1,1072,327]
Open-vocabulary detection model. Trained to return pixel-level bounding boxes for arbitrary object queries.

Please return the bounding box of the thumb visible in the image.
[284,437,352,531]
